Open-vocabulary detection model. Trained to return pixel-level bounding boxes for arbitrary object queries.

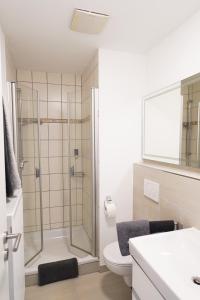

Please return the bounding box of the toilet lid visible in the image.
[103,241,132,266]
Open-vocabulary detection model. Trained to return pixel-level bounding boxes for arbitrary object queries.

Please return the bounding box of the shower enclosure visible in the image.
[181,74,200,168]
[16,75,98,267]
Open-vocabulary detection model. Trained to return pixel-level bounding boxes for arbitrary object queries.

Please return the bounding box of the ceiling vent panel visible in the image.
[70,9,109,34]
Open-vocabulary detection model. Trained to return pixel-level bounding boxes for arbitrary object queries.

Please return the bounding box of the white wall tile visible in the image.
[76,86,82,103]
[21,100,33,118]
[49,124,62,140]
[17,70,32,82]
[24,210,36,226]
[36,175,49,191]
[49,157,63,173]
[22,124,34,140]
[33,83,48,100]
[50,174,63,190]
[22,158,35,175]
[48,84,61,101]
[62,124,69,140]
[50,206,63,223]
[39,101,48,118]
[41,157,49,174]
[63,174,70,190]
[64,206,70,221]
[32,71,47,83]
[76,103,81,119]
[40,140,49,157]
[36,191,49,208]
[62,141,69,156]
[61,102,68,119]
[40,124,48,140]
[62,73,75,85]
[48,73,61,84]
[48,102,61,118]
[69,124,75,139]
[62,85,75,102]
[77,189,83,204]
[62,157,69,173]
[69,103,76,119]
[77,205,83,221]
[76,124,81,139]
[50,190,63,207]
[36,208,50,225]
[22,141,35,157]
[23,192,35,210]
[64,190,70,205]
[49,140,62,157]
[17,82,33,101]
[51,223,63,229]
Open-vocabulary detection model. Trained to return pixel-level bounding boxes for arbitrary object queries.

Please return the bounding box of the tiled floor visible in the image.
[25,271,132,300]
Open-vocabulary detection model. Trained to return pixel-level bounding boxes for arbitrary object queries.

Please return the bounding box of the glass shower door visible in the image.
[16,84,43,265]
[69,88,98,256]
[181,77,200,168]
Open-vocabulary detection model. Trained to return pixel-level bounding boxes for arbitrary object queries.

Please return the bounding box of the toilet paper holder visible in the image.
[104,195,112,207]
[104,196,116,218]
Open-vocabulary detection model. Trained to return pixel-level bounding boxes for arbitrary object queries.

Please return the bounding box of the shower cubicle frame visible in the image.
[69,87,99,257]
[14,83,99,265]
[15,83,44,266]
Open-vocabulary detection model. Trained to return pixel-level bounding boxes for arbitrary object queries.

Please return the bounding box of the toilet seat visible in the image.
[103,241,132,267]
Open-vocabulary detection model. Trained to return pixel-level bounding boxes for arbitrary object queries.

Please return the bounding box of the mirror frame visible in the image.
[142,82,183,164]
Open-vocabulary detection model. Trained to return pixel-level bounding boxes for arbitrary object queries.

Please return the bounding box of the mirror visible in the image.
[143,73,200,168]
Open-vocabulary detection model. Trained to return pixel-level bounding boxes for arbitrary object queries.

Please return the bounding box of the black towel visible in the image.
[149,220,175,234]
[38,258,78,286]
[3,98,21,197]
[117,220,150,256]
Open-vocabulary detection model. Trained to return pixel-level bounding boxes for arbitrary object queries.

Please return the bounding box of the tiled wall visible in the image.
[81,54,98,240]
[133,163,200,229]
[17,70,83,232]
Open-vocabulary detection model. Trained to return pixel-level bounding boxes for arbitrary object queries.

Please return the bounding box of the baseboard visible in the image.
[99,265,108,273]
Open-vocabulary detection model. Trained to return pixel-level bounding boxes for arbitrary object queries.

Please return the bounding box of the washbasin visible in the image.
[129,228,200,300]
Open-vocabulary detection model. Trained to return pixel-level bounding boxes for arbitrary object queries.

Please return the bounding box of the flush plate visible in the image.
[144,179,159,203]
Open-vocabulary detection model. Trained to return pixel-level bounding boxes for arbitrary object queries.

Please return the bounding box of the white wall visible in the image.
[98,49,146,264]
[6,45,16,82]
[0,24,9,300]
[146,9,200,94]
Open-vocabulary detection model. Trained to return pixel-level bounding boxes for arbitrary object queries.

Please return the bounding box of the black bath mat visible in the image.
[38,258,79,286]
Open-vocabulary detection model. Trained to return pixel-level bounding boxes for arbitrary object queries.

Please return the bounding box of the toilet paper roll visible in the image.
[104,201,116,218]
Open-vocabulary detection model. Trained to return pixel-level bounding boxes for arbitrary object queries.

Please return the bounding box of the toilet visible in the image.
[103,241,132,287]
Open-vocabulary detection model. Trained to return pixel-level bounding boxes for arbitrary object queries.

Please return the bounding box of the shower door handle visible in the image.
[19,160,28,170]
[3,231,22,252]
[70,166,84,177]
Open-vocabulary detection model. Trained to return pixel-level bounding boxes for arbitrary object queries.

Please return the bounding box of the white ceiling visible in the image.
[0,0,200,73]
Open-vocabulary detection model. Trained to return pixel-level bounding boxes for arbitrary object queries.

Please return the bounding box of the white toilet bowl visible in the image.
[103,241,132,287]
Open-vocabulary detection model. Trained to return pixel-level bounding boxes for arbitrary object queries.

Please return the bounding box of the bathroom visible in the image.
[1,1,200,299]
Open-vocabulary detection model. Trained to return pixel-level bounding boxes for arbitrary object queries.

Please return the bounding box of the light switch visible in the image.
[144,179,159,203]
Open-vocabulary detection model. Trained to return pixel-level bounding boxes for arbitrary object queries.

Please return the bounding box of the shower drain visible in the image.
[192,276,200,285]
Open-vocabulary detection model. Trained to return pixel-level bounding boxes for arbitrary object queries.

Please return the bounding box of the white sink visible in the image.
[129,228,200,300]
